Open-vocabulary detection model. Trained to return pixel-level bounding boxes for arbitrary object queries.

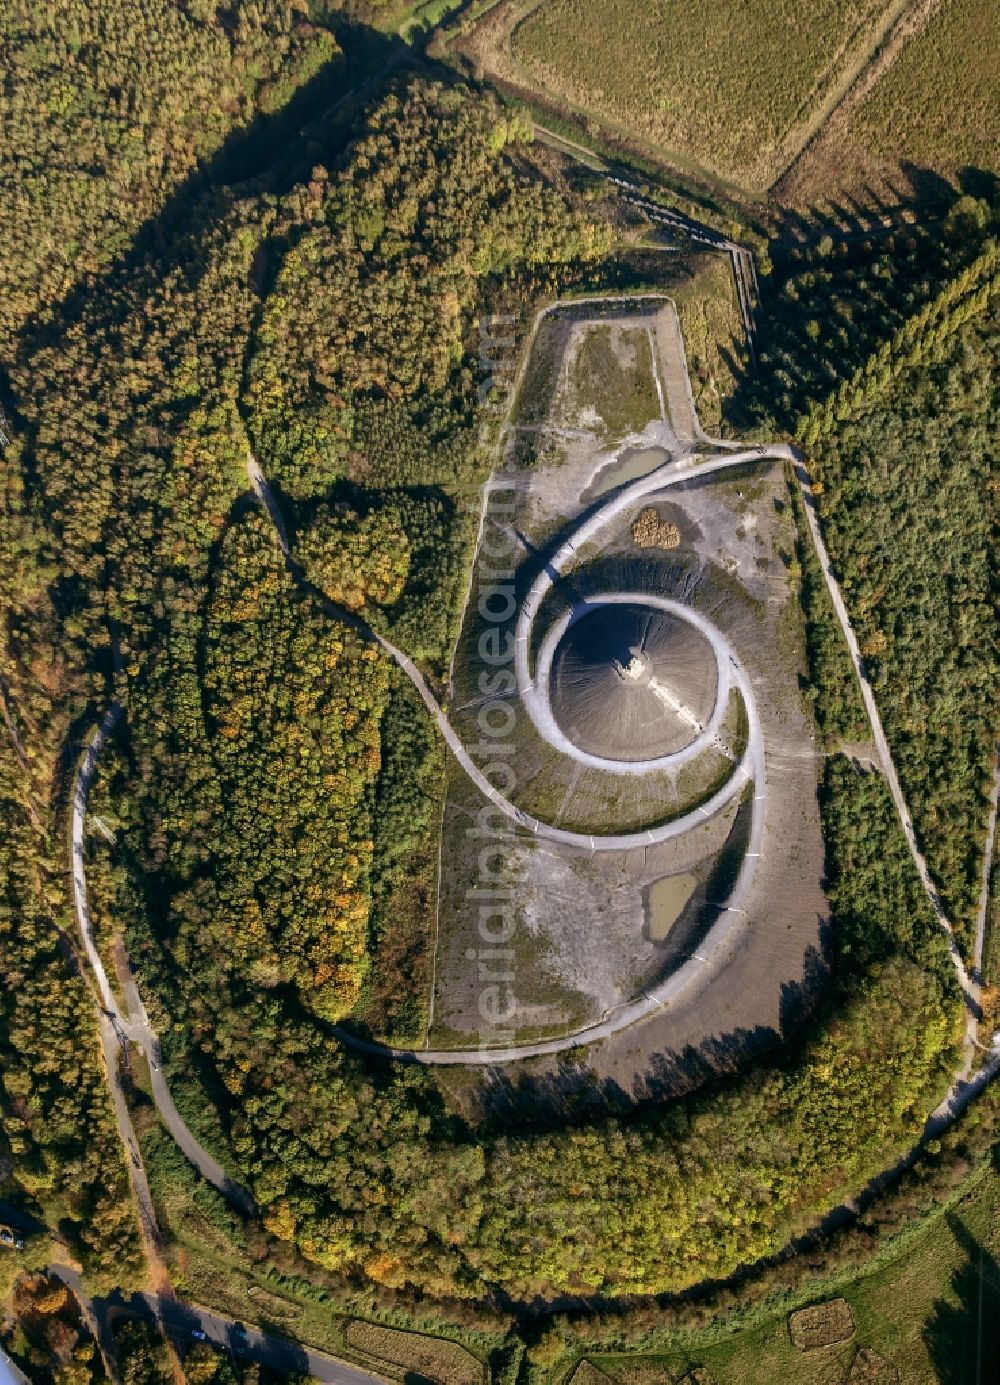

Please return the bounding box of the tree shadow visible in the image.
[923,1213,1000,1385]
[471,1021,783,1134]
[10,17,405,388]
[471,936,831,1134]
[724,168,998,436]
[94,1291,318,1379]
[957,166,1000,205]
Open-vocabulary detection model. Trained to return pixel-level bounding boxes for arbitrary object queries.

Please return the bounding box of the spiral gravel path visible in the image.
[246,444,799,1062]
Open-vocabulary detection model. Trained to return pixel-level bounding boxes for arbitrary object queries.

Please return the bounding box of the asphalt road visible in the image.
[152,1296,387,1385]
[49,1266,388,1385]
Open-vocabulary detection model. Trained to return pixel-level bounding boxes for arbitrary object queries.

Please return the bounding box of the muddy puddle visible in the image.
[581,446,668,503]
[645,872,698,941]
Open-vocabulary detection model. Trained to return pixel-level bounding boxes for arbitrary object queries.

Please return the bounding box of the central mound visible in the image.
[550,603,718,762]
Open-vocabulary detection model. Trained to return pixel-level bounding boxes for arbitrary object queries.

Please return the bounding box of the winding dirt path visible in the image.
[243,306,985,1062]
[972,749,1000,986]
[250,445,773,855]
[794,462,981,1029]
[70,713,255,1213]
[71,708,171,1294]
[243,432,991,1067]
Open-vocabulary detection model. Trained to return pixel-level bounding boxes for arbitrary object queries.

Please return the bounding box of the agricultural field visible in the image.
[451,0,906,193]
[345,1321,486,1385]
[780,0,1000,204]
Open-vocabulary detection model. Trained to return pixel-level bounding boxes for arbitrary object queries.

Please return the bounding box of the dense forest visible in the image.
[0,0,350,1297]
[130,508,390,1025]
[811,302,999,944]
[245,87,608,499]
[745,195,996,429]
[12,79,971,1299]
[750,208,999,948]
[123,743,962,1299]
[113,1317,173,1384]
[786,478,868,747]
